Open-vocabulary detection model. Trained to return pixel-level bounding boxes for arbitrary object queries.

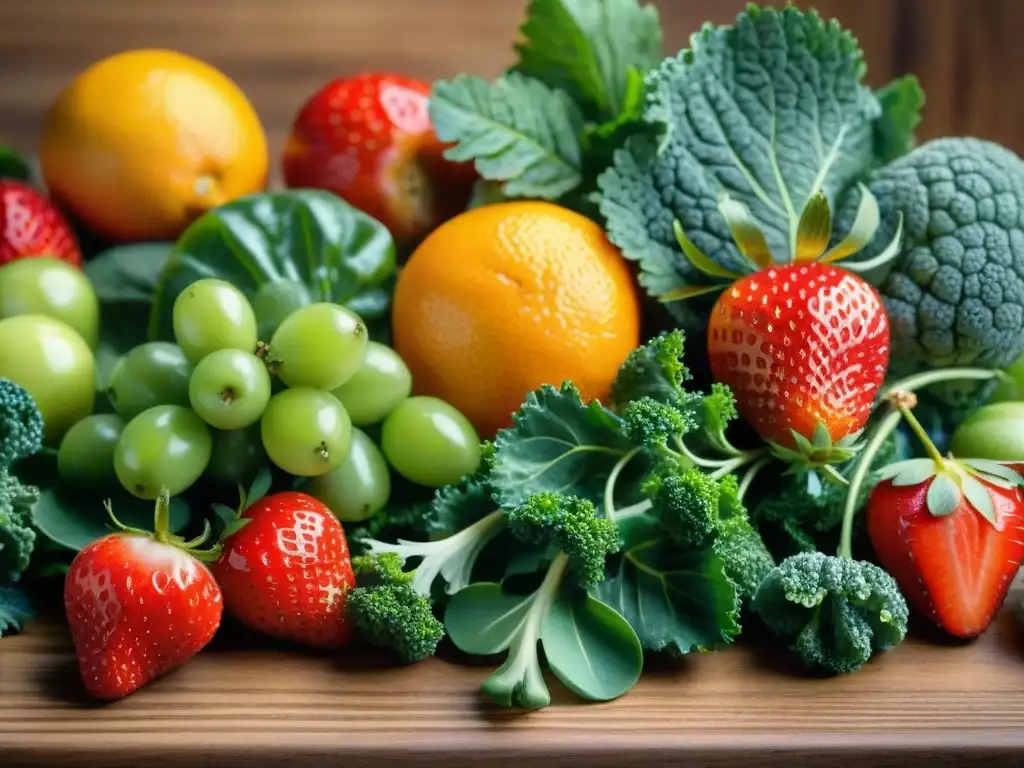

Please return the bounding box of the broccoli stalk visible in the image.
[0,379,44,586]
[346,553,445,663]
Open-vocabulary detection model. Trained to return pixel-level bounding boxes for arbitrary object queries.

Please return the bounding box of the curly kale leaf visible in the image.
[598,6,886,322]
[873,75,925,165]
[837,137,1024,390]
[752,552,909,674]
[0,586,34,638]
[0,467,39,584]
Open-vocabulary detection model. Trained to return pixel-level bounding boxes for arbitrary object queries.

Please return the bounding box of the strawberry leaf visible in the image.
[810,422,833,451]
[925,473,962,517]
[246,468,272,508]
[879,458,939,487]
[221,517,253,540]
[960,474,998,527]
[961,459,1023,487]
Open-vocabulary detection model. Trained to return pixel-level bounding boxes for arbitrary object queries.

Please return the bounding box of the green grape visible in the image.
[269,302,368,390]
[301,428,391,522]
[381,396,481,488]
[331,341,412,426]
[206,424,269,487]
[0,256,100,348]
[107,342,192,420]
[115,405,213,499]
[189,349,271,430]
[172,278,258,365]
[260,388,352,477]
[57,414,125,490]
[0,314,95,444]
[252,279,311,340]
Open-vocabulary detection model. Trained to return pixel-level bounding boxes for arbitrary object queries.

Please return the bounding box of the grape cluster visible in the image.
[55,278,482,521]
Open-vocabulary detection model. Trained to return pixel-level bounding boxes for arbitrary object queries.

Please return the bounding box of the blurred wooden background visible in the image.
[1,0,1022,173]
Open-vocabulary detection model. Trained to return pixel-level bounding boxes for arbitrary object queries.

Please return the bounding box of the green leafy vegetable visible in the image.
[873,75,926,165]
[598,5,906,321]
[0,586,34,638]
[0,147,33,183]
[511,0,663,121]
[431,73,585,200]
[150,190,396,342]
[751,551,909,674]
[347,553,445,663]
[0,379,43,585]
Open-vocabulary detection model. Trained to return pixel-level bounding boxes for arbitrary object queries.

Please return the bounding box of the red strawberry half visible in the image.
[282,72,475,245]
[0,179,81,266]
[213,491,356,649]
[64,492,223,701]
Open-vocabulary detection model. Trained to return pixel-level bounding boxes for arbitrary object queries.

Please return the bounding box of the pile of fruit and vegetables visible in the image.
[5,0,1024,711]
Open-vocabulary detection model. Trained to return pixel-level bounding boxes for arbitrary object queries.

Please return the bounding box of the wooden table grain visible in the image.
[3,604,1024,768]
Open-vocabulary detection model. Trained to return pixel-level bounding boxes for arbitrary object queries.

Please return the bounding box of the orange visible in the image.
[39,49,268,243]
[392,201,641,437]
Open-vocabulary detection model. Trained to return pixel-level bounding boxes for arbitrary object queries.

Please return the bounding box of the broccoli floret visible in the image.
[610,330,699,410]
[837,137,1024,402]
[0,379,43,469]
[347,553,445,663]
[623,397,694,447]
[0,586,34,638]
[752,551,909,674]
[0,468,38,584]
[644,467,774,599]
[506,493,621,590]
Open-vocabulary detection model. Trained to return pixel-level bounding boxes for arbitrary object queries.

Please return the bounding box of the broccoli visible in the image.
[347,553,445,663]
[643,468,774,599]
[505,492,621,590]
[0,586,34,638]
[837,137,1024,402]
[751,552,908,674]
[610,330,697,410]
[0,379,43,585]
[623,396,695,448]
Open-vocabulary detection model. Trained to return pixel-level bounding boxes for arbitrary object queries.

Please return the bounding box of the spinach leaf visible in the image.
[150,190,396,342]
[95,302,151,393]
[592,515,740,654]
[85,243,175,304]
[599,6,887,321]
[511,0,663,121]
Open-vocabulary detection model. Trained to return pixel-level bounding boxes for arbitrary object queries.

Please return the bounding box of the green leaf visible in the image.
[150,190,396,343]
[0,587,34,638]
[0,147,33,182]
[540,595,643,701]
[31,485,191,551]
[794,193,833,263]
[599,6,883,319]
[962,459,1023,487]
[83,243,175,304]
[95,302,151,393]
[245,468,273,508]
[717,196,774,269]
[511,0,662,121]
[592,515,740,654]
[960,474,997,526]
[822,184,880,263]
[672,220,742,280]
[221,517,253,539]
[444,583,532,655]
[873,75,925,165]
[580,66,651,172]
[429,73,585,200]
[926,473,962,517]
[491,383,633,507]
[879,457,939,487]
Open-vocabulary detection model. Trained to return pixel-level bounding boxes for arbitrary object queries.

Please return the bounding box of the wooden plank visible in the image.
[2,608,1024,767]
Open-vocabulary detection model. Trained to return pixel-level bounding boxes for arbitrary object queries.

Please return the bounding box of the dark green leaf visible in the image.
[873,74,925,165]
[83,243,175,304]
[245,468,273,507]
[221,517,253,539]
[0,587,34,638]
[0,147,33,182]
[540,594,643,701]
[511,0,662,121]
[150,190,396,343]
[492,383,632,507]
[444,582,533,655]
[31,486,191,551]
[95,302,151,391]
[429,73,585,200]
[592,515,740,654]
[211,503,238,529]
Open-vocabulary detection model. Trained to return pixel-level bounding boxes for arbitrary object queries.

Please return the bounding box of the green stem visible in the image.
[837,409,903,560]
[881,367,1007,399]
[894,401,945,464]
[674,437,738,469]
[153,487,171,542]
[613,499,653,521]
[709,448,768,481]
[604,447,640,519]
[737,456,770,501]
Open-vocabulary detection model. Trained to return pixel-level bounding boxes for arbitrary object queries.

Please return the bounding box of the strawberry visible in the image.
[64,491,223,701]
[866,396,1024,638]
[281,72,475,245]
[707,260,890,452]
[0,179,81,266]
[212,490,356,649]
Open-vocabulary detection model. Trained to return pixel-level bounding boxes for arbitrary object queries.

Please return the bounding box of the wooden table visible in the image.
[3,604,1024,768]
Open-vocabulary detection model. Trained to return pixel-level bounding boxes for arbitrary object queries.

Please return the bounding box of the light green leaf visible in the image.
[717,196,774,269]
[659,282,729,303]
[960,474,997,526]
[873,74,925,165]
[541,595,643,701]
[600,6,883,317]
[962,459,1023,486]
[822,184,879,263]
[430,73,585,200]
[151,190,396,344]
[0,587,34,638]
[591,515,740,654]
[794,192,832,263]
[444,583,534,655]
[511,0,662,121]
[886,458,940,487]
[926,473,962,517]
[840,212,904,273]
[84,243,175,304]
[491,383,633,507]
[878,458,934,481]
[810,422,833,451]
[672,219,742,280]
